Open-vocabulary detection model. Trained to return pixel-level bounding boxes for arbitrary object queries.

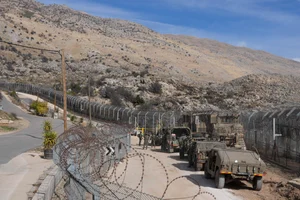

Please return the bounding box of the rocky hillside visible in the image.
[1,0,300,111]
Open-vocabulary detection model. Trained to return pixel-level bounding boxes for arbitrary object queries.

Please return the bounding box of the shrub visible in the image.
[41,56,48,63]
[70,115,77,122]
[30,100,48,116]
[69,82,81,94]
[132,71,139,77]
[43,120,52,132]
[10,112,17,120]
[132,95,145,106]
[140,70,149,77]
[116,87,135,102]
[23,10,34,19]
[110,93,123,106]
[9,90,20,102]
[42,120,57,149]
[43,131,57,149]
[149,81,162,94]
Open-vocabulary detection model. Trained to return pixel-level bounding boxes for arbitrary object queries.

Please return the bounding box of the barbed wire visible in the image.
[54,125,217,200]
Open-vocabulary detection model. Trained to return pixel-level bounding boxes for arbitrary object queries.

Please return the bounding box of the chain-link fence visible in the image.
[241,108,300,173]
[0,82,180,129]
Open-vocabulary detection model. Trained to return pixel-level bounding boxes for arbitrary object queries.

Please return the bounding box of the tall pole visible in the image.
[88,73,92,126]
[54,83,56,116]
[61,49,67,131]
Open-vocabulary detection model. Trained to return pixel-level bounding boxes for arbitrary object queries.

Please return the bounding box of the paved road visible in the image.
[0,94,65,164]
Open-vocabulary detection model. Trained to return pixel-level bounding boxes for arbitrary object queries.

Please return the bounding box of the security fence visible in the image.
[53,125,132,199]
[241,108,300,173]
[0,82,180,130]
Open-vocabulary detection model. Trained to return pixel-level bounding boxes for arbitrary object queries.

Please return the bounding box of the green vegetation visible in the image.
[0,126,17,132]
[22,10,34,19]
[70,115,77,122]
[9,90,21,102]
[30,100,48,116]
[42,120,57,149]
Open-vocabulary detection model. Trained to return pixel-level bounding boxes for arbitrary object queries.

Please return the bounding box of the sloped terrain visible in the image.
[1,0,300,111]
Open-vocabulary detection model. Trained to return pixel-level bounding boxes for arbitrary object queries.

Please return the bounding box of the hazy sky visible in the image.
[39,0,300,61]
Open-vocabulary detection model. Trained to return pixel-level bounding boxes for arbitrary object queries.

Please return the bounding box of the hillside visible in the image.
[1,0,300,111]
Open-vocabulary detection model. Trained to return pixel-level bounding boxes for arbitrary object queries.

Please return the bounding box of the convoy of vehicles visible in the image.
[135,110,267,190]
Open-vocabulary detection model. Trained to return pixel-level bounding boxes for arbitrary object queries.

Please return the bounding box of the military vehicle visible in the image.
[160,127,191,153]
[204,148,267,191]
[178,133,206,159]
[188,141,227,171]
[181,110,246,149]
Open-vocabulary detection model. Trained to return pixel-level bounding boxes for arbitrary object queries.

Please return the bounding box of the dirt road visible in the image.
[111,136,241,200]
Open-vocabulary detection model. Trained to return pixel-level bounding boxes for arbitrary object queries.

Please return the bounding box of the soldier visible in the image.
[151,131,156,148]
[138,130,143,146]
[143,132,149,150]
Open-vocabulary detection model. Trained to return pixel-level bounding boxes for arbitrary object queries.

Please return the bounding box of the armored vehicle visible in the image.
[178,133,206,159]
[181,111,246,149]
[204,148,267,191]
[188,141,226,171]
[161,127,191,153]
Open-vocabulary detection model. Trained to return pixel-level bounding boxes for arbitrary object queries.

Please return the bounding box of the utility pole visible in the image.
[54,82,57,117]
[88,73,92,127]
[61,49,67,131]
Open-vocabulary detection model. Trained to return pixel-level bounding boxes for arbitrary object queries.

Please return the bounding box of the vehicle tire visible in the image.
[215,169,225,189]
[253,176,263,191]
[204,164,211,179]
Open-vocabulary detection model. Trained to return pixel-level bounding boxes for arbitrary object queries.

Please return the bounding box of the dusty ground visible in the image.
[107,136,240,200]
[230,162,300,200]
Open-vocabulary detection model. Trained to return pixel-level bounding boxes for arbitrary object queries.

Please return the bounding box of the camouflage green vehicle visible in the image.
[178,133,206,159]
[188,141,226,171]
[161,127,191,153]
[204,148,267,191]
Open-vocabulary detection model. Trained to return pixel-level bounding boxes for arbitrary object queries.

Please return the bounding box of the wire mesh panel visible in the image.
[241,108,300,172]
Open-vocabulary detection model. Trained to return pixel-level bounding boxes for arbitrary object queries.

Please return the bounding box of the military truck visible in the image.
[188,141,227,171]
[178,133,206,159]
[204,148,267,191]
[160,127,191,153]
[181,110,246,149]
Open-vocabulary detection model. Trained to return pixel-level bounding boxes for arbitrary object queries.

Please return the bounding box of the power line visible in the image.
[0,39,60,53]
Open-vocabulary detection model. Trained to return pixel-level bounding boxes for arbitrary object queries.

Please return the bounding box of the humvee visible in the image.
[204,148,267,191]
[188,141,226,171]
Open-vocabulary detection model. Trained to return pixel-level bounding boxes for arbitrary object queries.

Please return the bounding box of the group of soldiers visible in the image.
[137,131,156,149]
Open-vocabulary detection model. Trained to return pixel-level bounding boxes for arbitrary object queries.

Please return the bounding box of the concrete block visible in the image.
[48,167,63,187]
[37,175,55,200]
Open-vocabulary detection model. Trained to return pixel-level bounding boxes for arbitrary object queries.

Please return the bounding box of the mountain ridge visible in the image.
[1,0,300,111]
